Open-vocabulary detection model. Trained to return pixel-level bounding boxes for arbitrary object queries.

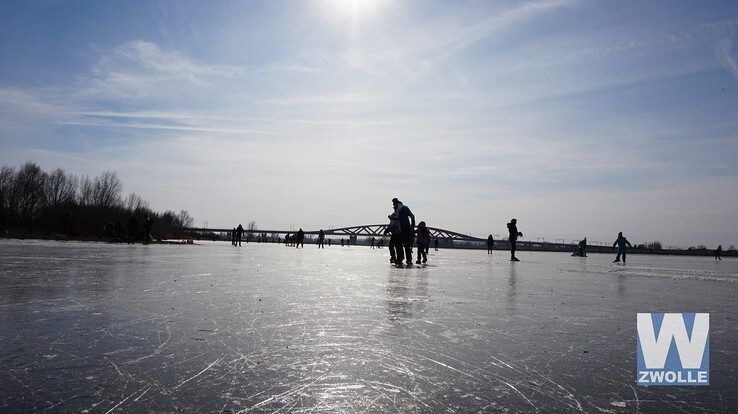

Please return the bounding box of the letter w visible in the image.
[637,313,709,369]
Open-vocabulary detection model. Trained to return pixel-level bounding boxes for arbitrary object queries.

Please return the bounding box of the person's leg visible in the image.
[510,240,516,260]
[622,250,626,263]
[416,243,422,264]
[395,242,404,263]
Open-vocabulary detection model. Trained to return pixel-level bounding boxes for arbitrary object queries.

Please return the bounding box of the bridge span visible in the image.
[187,224,486,242]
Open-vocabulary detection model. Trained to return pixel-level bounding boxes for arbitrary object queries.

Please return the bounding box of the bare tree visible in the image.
[92,171,123,209]
[247,220,258,232]
[0,166,16,228]
[177,210,194,228]
[125,192,150,213]
[645,241,662,251]
[15,162,46,226]
[78,175,94,206]
[44,168,77,207]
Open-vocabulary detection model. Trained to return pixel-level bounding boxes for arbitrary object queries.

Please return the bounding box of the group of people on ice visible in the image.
[384,197,432,266]
[229,197,675,265]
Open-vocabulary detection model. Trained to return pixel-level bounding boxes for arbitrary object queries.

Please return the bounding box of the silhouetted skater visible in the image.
[487,234,494,254]
[235,224,244,246]
[328,239,331,246]
[318,229,325,249]
[340,238,344,247]
[127,214,138,244]
[370,237,376,249]
[434,238,439,251]
[386,210,402,264]
[231,228,237,246]
[143,215,153,244]
[715,245,722,260]
[295,228,304,248]
[392,198,415,265]
[612,232,632,263]
[114,221,124,241]
[577,238,587,257]
[415,221,431,264]
[507,219,523,261]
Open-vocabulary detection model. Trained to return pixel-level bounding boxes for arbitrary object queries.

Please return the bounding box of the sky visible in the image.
[1,0,738,247]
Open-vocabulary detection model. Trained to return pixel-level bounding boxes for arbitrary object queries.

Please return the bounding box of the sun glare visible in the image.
[322,0,389,22]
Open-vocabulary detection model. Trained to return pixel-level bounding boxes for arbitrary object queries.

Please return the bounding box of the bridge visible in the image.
[186,224,486,242]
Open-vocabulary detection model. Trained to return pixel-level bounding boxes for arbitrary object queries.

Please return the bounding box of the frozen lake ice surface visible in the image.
[1,239,737,413]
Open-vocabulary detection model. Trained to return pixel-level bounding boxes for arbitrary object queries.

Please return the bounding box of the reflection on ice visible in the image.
[1,239,736,412]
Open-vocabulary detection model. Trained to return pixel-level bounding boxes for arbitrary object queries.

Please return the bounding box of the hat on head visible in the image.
[392,198,399,203]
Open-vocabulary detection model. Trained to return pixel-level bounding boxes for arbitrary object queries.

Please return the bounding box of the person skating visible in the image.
[318,229,325,249]
[386,210,402,264]
[127,214,138,244]
[392,198,415,265]
[715,245,722,260]
[578,238,587,257]
[415,221,431,264]
[235,224,244,247]
[612,232,632,263]
[487,234,494,254]
[295,228,304,248]
[507,219,523,261]
[143,215,153,244]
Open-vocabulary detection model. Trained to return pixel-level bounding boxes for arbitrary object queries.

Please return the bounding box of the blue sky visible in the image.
[1,0,738,247]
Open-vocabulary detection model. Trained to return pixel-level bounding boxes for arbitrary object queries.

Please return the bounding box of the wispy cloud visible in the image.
[263,92,377,106]
[716,38,738,80]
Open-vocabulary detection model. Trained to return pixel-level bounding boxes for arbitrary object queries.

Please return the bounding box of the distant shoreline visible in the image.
[2,234,733,257]
[0,233,192,245]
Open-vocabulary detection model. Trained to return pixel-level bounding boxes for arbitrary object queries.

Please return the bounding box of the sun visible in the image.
[322,0,389,22]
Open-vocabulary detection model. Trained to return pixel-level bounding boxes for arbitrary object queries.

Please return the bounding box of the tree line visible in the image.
[0,162,193,241]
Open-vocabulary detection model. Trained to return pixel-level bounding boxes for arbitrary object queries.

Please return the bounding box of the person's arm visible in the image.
[626,239,632,248]
[613,240,617,248]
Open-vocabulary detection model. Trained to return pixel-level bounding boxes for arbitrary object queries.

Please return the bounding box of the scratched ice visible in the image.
[1,239,737,413]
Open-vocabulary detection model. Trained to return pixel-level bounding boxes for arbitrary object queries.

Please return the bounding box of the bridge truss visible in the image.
[188,224,485,242]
